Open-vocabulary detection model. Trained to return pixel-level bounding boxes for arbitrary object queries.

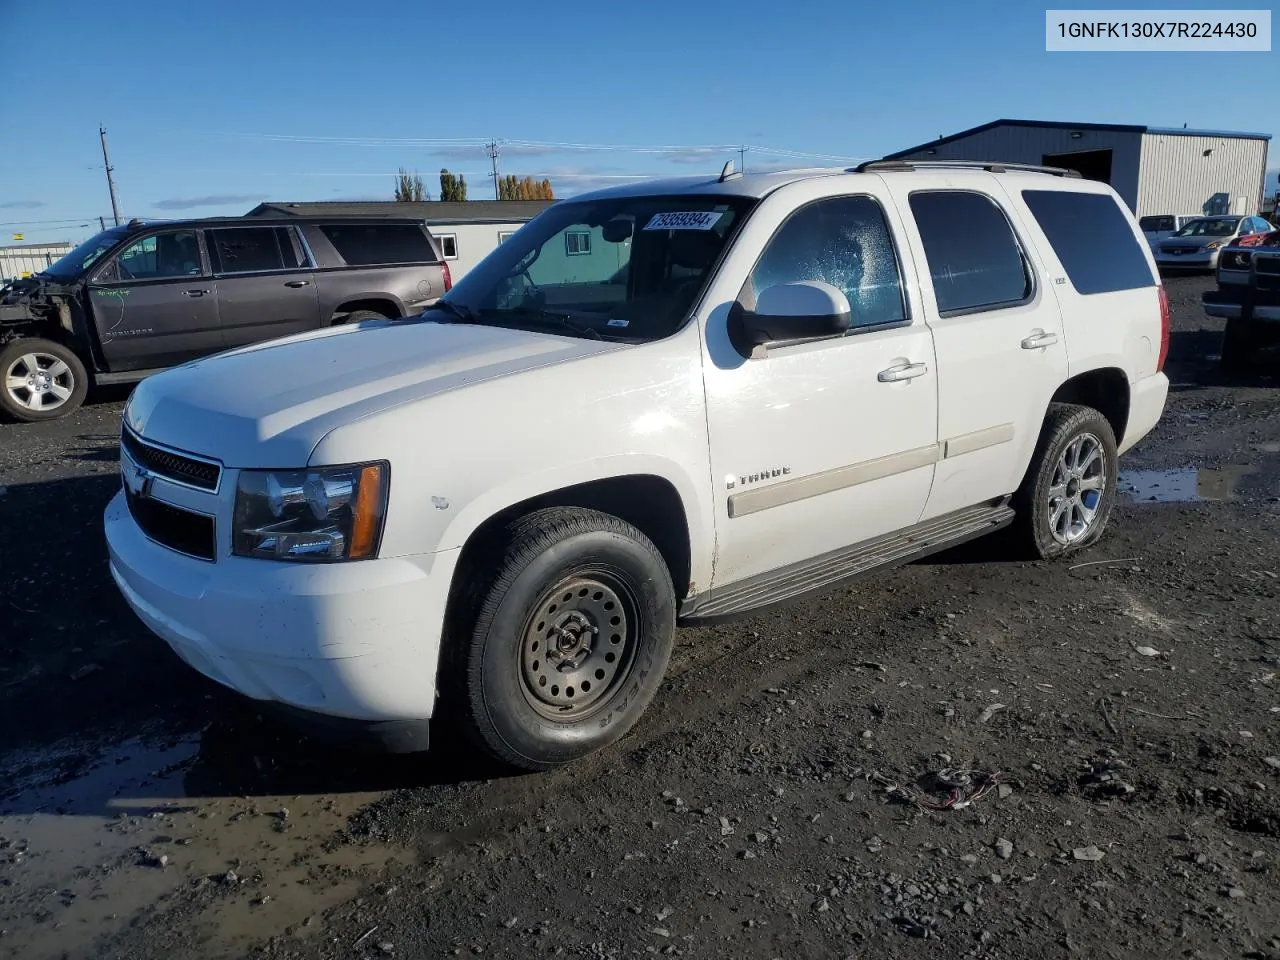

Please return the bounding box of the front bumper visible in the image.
[105,489,458,737]
[1156,250,1218,270]
[1202,286,1280,323]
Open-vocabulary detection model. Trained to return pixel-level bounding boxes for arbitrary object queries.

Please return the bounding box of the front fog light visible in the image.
[233,462,388,562]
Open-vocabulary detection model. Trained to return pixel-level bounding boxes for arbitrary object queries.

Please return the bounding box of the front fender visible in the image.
[434,451,714,591]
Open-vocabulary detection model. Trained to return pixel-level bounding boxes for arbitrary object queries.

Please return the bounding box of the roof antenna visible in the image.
[718,159,736,182]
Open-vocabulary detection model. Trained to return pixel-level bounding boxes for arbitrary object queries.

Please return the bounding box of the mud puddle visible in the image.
[1119,465,1258,502]
[0,726,409,960]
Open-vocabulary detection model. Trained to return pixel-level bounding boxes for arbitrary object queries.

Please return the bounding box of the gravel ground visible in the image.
[1,275,1278,960]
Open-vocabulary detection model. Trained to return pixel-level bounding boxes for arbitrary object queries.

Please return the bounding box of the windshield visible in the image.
[1172,218,1239,238]
[41,228,129,278]
[431,194,755,342]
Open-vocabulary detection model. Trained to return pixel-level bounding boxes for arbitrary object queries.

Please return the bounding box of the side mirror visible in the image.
[732,280,852,351]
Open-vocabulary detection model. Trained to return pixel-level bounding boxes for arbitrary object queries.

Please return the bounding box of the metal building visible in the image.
[883,119,1272,218]
[0,242,72,283]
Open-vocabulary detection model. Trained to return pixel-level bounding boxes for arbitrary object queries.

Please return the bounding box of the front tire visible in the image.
[1013,403,1119,560]
[455,507,676,771]
[0,338,88,422]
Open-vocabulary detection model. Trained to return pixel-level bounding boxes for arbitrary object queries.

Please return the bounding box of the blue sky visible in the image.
[1,0,1275,244]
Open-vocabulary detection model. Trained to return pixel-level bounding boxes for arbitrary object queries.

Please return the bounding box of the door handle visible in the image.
[1021,331,1059,349]
[284,280,311,288]
[182,289,209,297]
[877,361,928,382]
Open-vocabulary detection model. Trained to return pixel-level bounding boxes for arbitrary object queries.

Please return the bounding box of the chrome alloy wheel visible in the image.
[1047,432,1106,545]
[4,352,75,412]
[519,572,637,719]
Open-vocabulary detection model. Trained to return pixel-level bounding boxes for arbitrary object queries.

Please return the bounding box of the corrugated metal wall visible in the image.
[1137,134,1269,218]
[892,126,1144,211]
[0,244,71,281]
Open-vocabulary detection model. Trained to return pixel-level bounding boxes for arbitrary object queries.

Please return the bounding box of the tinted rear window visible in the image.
[318,224,438,265]
[1140,216,1173,232]
[1021,190,1155,295]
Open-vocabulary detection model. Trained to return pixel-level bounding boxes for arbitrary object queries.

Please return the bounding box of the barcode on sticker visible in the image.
[643,211,723,231]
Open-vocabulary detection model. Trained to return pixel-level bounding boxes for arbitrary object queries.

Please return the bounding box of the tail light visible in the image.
[1156,285,1171,372]
[441,260,453,292]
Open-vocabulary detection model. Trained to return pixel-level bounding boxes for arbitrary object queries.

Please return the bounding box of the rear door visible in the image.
[86,228,220,372]
[206,225,319,349]
[1015,184,1164,388]
[882,175,1069,520]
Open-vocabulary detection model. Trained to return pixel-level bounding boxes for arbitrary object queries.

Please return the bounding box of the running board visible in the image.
[679,499,1015,623]
[94,367,168,386]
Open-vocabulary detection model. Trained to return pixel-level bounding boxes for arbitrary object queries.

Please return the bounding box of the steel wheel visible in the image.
[1046,431,1106,545]
[519,570,638,720]
[4,351,76,413]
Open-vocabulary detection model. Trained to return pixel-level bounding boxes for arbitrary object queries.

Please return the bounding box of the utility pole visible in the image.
[738,145,748,173]
[486,140,501,200]
[99,125,121,226]
[98,216,106,231]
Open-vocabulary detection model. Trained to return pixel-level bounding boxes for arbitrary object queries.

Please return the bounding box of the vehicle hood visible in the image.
[124,318,627,467]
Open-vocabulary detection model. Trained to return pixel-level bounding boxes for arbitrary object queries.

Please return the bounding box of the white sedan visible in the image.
[1154,215,1274,271]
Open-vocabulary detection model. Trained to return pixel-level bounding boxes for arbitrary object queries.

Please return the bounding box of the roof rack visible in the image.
[850,159,1081,178]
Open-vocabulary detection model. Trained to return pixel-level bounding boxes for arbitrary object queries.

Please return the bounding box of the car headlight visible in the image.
[1221,249,1252,271]
[1205,240,1225,250]
[233,462,389,562]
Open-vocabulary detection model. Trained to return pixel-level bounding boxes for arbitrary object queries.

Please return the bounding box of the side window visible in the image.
[207,227,288,274]
[108,231,201,282]
[276,227,307,267]
[1021,190,1156,295]
[748,195,908,329]
[907,191,1032,314]
[436,233,458,260]
[565,231,592,256]
[316,223,436,265]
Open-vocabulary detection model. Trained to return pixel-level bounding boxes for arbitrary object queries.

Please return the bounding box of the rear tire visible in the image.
[339,309,392,325]
[0,338,88,423]
[452,507,676,771]
[1012,403,1119,560]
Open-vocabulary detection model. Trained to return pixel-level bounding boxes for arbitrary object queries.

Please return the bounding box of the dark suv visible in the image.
[0,216,451,421]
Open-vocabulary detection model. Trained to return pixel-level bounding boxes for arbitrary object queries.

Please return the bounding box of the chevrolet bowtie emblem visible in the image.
[124,459,155,499]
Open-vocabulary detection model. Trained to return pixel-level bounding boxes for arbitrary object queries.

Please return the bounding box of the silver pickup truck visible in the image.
[0,216,451,422]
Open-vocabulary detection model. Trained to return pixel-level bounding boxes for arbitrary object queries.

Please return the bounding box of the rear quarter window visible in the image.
[318,224,439,266]
[1021,190,1155,295]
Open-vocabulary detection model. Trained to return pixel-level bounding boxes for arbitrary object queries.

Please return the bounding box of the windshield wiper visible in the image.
[486,307,607,341]
[426,299,478,323]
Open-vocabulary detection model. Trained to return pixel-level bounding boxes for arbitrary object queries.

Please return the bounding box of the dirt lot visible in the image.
[2,274,1278,960]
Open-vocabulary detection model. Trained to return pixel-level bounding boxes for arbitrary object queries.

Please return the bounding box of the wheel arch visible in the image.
[1048,366,1130,445]
[330,296,405,324]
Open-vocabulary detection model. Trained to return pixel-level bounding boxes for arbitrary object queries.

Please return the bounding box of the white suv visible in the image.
[105,160,1171,770]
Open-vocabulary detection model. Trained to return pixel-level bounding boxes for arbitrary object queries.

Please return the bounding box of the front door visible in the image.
[87,229,221,372]
[881,179,1070,520]
[206,225,319,349]
[699,183,939,590]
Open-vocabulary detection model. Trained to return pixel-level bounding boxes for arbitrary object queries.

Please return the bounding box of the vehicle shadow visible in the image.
[0,472,518,824]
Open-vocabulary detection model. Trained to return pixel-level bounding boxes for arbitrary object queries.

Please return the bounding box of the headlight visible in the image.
[233,462,389,562]
[1221,249,1252,271]
[1205,240,1225,250]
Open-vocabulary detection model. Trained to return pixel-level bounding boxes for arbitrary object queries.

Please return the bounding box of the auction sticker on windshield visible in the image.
[644,211,723,231]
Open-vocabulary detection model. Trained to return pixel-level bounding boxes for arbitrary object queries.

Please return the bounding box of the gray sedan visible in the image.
[1154,215,1273,271]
